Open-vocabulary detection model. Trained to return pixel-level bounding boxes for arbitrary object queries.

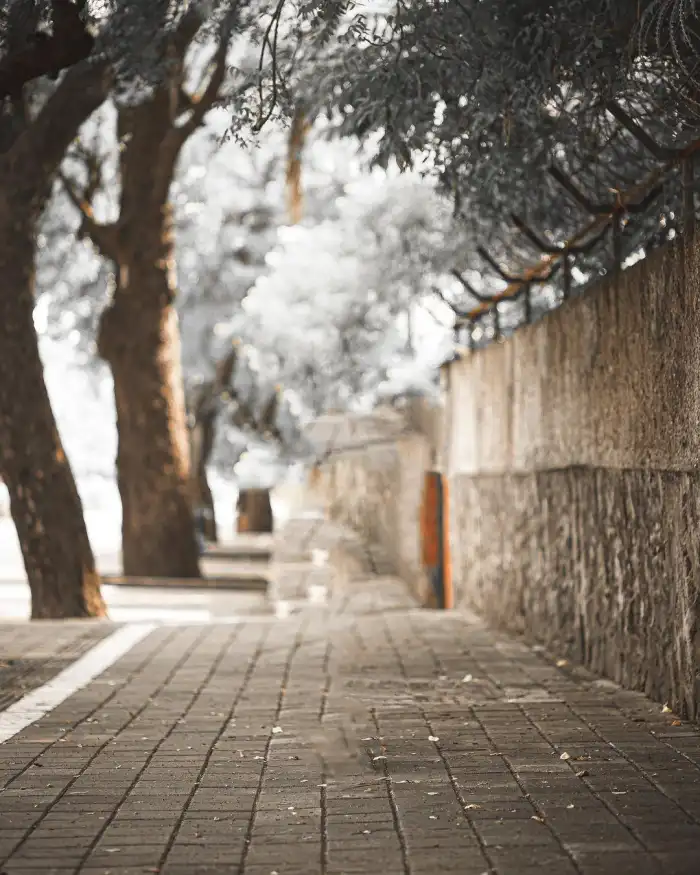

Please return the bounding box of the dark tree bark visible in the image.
[96,197,200,577]
[0,0,94,99]
[0,63,108,617]
[237,488,273,534]
[0,214,103,617]
[71,37,228,578]
[188,382,219,543]
[190,415,218,542]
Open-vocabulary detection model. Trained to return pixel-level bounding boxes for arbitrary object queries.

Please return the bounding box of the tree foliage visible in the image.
[279,0,700,332]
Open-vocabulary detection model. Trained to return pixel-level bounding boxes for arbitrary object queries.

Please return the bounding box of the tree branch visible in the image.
[0,0,94,99]
[165,39,229,152]
[58,170,119,259]
[8,59,108,184]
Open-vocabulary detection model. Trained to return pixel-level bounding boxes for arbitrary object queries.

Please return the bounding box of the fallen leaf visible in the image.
[575,770,589,778]
[671,720,682,727]
[531,816,544,823]
[428,735,440,742]
[462,674,474,683]
[661,704,672,714]
[272,726,283,734]
[465,804,481,810]
[556,659,568,668]
[560,752,571,761]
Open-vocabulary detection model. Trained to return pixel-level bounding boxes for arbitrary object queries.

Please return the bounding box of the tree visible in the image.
[174,118,355,534]
[0,1,225,97]
[58,20,249,578]
[0,0,93,98]
[0,62,108,618]
[284,1,700,341]
[238,167,460,413]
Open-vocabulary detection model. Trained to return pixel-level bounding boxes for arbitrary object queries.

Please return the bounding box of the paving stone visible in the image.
[1,520,700,873]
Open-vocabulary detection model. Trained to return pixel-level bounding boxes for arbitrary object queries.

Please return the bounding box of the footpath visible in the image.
[0,518,699,875]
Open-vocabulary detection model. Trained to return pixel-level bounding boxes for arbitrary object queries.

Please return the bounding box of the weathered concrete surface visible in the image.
[446,244,700,474]
[445,243,700,722]
[450,468,700,722]
[307,407,434,604]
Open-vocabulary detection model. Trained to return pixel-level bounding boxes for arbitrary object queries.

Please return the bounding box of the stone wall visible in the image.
[446,242,700,720]
[306,403,436,603]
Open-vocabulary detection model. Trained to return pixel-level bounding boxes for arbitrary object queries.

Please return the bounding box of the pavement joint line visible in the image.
[381,614,494,875]
[403,612,585,873]
[319,636,333,875]
[562,697,700,827]
[0,626,206,868]
[78,624,250,871]
[237,616,311,875]
[156,622,271,872]
[0,623,156,746]
[2,521,700,874]
[404,610,669,873]
[420,601,700,839]
[0,626,179,788]
[369,705,413,875]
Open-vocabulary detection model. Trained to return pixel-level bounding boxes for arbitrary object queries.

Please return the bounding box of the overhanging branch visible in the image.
[58,171,119,258]
[166,39,229,151]
[0,0,94,99]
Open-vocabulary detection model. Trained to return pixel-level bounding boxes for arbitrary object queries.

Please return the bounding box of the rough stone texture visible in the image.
[1,527,700,875]
[445,243,700,474]
[450,469,700,722]
[445,242,700,723]
[308,426,433,604]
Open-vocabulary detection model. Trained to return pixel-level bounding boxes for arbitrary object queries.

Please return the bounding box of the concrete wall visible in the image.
[446,242,700,720]
[306,402,436,603]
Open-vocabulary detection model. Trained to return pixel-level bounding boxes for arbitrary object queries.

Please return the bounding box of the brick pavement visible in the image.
[0,623,113,712]
[1,535,700,874]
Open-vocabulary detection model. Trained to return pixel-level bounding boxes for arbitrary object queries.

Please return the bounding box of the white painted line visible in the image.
[0,623,155,745]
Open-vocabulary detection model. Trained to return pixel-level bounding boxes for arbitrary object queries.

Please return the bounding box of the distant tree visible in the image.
[238,168,460,414]
[290,1,700,329]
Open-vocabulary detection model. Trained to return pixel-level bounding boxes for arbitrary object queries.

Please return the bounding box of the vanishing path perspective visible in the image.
[0,522,699,875]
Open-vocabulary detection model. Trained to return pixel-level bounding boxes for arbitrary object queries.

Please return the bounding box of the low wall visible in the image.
[446,242,700,720]
[306,404,435,603]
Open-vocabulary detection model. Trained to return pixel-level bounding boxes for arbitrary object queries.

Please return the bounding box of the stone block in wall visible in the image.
[445,243,700,475]
[309,430,433,604]
[451,467,700,721]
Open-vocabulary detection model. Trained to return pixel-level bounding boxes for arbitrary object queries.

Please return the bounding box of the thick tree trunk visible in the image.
[237,488,273,534]
[81,33,228,577]
[0,215,104,618]
[88,71,202,579]
[98,227,200,577]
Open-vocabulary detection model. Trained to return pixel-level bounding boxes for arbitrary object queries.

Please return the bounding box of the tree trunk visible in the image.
[237,488,273,534]
[88,69,203,579]
[0,214,104,618]
[78,33,229,577]
[98,220,200,577]
[189,406,218,543]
